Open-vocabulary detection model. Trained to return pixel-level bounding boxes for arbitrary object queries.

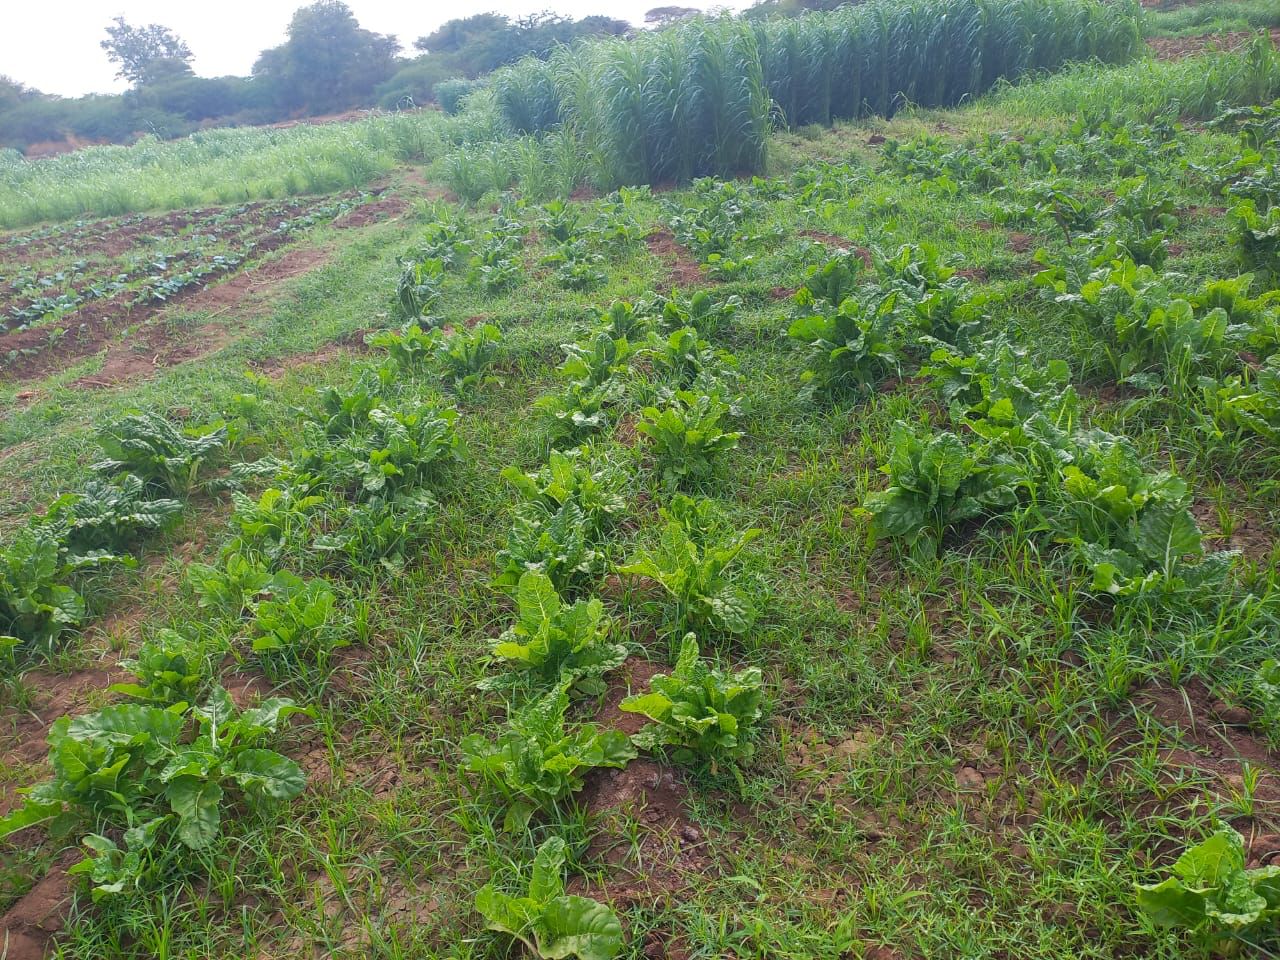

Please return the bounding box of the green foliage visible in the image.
[460,684,635,828]
[436,323,503,393]
[788,293,900,398]
[301,402,460,498]
[250,571,350,667]
[501,448,629,536]
[618,496,761,636]
[41,475,183,554]
[0,686,306,886]
[395,257,445,319]
[1136,826,1280,944]
[475,836,624,960]
[92,414,228,497]
[483,571,627,693]
[496,501,602,594]
[621,633,763,767]
[109,631,205,708]
[864,422,1023,559]
[637,391,742,487]
[1233,199,1280,281]
[0,526,128,657]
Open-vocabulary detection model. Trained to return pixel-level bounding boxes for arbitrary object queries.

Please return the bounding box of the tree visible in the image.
[101,17,194,86]
[644,6,701,26]
[413,12,631,78]
[252,1,399,114]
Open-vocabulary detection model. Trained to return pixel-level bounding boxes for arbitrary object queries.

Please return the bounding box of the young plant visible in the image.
[109,630,205,707]
[436,322,503,393]
[495,501,602,594]
[620,632,763,769]
[617,497,761,636]
[637,390,742,488]
[92,414,228,497]
[482,571,627,693]
[864,422,1023,560]
[787,293,900,399]
[459,684,635,829]
[501,448,628,537]
[475,836,624,960]
[1136,825,1280,946]
[250,572,351,668]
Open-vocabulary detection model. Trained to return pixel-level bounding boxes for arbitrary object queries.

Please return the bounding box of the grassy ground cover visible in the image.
[1,33,1280,960]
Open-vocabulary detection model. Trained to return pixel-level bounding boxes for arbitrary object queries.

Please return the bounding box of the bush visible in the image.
[435,78,478,115]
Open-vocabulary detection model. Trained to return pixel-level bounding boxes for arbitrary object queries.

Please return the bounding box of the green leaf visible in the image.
[0,799,63,839]
[166,778,223,849]
[232,749,306,800]
[539,895,625,960]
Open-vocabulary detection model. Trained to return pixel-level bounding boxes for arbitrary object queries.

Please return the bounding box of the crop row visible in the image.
[0,194,365,335]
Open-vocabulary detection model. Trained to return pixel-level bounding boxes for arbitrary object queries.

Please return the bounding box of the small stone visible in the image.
[956,766,985,790]
[680,824,702,844]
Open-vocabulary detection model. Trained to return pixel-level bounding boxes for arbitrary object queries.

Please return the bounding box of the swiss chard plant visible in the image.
[436,323,503,393]
[1135,825,1280,947]
[501,448,628,538]
[0,525,129,659]
[250,571,351,669]
[109,630,206,708]
[475,836,624,960]
[620,633,763,770]
[482,571,627,694]
[864,422,1024,560]
[495,500,602,594]
[787,293,900,399]
[618,497,762,636]
[41,475,184,554]
[0,686,307,889]
[636,390,742,488]
[459,684,635,829]
[92,414,228,498]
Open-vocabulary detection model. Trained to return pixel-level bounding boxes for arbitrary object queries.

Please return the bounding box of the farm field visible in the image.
[3,6,1280,960]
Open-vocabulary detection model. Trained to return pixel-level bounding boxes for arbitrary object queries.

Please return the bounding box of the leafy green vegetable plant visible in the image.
[482,571,627,693]
[864,422,1023,559]
[1136,825,1280,945]
[92,414,228,497]
[460,684,635,829]
[475,836,624,960]
[618,497,761,636]
[621,633,762,769]
[637,390,742,488]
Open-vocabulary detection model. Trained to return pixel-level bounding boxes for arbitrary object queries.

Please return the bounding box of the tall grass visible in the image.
[988,33,1280,120]
[0,110,506,230]
[483,0,1140,187]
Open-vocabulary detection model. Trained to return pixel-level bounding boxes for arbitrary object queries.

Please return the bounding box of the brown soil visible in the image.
[0,851,76,960]
[573,759,712,905]
[1131,678,1280,806]
[769,285,797,301]
[956,267,988,283]
[333,197,407,229]
[645,230,707,289]
[1190,499,1276,564]
[1,235,332,386]
[1007,233,1035,254]
[251,327,376,379]
[595,659,665,737]
[1147,29,1280,61]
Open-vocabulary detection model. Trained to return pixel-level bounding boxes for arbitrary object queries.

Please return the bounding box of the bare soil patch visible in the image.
[645,230,707,289]
[1147,29,1280,61]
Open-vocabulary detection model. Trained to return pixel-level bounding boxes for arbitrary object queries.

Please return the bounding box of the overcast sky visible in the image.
[3,1,738,97]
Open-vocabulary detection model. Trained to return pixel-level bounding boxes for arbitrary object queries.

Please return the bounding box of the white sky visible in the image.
[2,1,738,97]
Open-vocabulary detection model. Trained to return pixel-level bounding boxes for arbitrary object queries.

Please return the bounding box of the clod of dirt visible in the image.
[0,854,75,960]
[1007,233,1034,254]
